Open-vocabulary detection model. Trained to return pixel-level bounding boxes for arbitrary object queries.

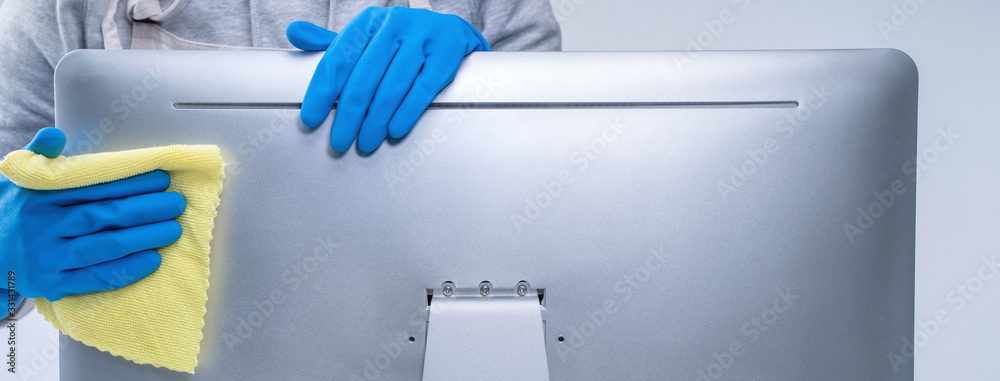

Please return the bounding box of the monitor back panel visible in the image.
[54,50,917,380]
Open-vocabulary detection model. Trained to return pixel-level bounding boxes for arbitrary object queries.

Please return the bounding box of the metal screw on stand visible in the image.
[479,282,492,296]
[442,281,455,296]
[516,281,530,296]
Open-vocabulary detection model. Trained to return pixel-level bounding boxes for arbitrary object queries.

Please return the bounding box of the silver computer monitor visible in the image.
[54,49,916,380]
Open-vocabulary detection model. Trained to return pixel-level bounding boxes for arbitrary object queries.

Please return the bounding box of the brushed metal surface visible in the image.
[54,49,917,380]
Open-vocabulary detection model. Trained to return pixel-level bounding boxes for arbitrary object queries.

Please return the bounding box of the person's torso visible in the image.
[97,0,477,50]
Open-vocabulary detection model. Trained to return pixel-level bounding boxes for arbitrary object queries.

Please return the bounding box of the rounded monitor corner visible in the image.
[54,49,93,81]
[881,48,919,84]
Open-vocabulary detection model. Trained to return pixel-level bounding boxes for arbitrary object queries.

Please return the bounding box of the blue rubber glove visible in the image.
[286,6,491,153]
[0,128,185,301]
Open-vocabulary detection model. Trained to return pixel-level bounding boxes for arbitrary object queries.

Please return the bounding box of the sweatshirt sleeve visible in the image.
[0,1,87,320]
[475,0,562,52]
[0,0,87,154]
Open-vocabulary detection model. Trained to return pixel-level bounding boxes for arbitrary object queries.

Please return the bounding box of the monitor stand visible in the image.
[422,282,549,380]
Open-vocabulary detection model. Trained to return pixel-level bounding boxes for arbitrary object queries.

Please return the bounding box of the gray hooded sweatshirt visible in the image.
[0,0,560,320]
[0,0,561,153]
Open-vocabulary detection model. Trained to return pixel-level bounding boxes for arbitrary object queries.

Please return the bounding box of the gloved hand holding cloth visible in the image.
[0,128,226,373]
[1,128,184,302]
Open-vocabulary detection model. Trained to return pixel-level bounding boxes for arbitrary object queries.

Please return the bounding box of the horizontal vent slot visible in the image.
[173,101,799,110]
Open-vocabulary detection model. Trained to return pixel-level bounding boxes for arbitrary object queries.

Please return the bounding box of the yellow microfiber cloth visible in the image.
[0,145,225,373]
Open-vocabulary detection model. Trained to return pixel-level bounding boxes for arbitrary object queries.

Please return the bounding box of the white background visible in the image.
[5,0,998,380]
